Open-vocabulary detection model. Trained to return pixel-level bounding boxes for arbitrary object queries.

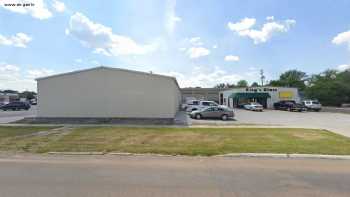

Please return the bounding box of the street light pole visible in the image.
[260,69,265,86]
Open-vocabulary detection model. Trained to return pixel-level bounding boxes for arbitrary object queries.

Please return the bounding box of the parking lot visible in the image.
[1,105,350,138]
[0,105,36,123]
[190,109,350,137]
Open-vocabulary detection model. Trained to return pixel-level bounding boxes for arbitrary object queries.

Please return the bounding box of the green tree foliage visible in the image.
[305,70,350,106]
[251,82,259,87]
[236,80,248,87]
[1,89,18,94]
[213,83,235,89]
[269,70,307,90]
[19,91,37,100]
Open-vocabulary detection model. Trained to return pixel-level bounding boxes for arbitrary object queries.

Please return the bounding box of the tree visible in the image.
[251,82,259,87]
[305,69,350,106]
[2,89,18,94]
[214,83,227,89]
[213,83,236,89]
[19,91,37,100]
[236,80,248,87]
[269,69,307,90]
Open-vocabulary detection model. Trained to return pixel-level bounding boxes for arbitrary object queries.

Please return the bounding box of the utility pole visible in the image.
[260,69,265,86]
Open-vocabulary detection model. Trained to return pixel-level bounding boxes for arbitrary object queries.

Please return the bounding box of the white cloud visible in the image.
[332,30,350,46]
[165,0,181,34]
[1,0,52,20]
[0,33,32,48]
[162,66,244,87]
[189,37,203,46]
[266,16,274,21]
[337,64,350,72]
[187,47,210,58]
[0,62,59,91]
[27,68,54,79]
[212,45,217,49]
[0,64,22,90]
[228,18,256,32]
[224,55,240,62]
[52,0,65,13]
[66,12,158,56]
[228,17,296,44]
[0,64,20,72]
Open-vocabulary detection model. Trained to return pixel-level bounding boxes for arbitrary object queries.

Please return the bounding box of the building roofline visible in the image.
[219,86,299,91]
[36,66,180,89]
[180,87,230,90]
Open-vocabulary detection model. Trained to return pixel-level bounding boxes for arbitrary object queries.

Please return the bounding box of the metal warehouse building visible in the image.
[36,66,181,121]
[219,87,300,109]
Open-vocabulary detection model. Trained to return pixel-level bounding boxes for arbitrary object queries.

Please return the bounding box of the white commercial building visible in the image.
[37,66,181,120]
[0,93,19,105]
[219,87,300,109]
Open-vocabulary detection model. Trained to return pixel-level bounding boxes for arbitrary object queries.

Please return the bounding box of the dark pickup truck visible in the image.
[273,100,305,112]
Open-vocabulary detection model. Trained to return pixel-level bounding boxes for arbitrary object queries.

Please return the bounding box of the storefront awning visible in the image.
[229,92,271,99]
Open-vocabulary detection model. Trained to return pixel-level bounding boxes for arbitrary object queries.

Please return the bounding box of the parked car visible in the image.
[302,100,322,111]
[273,100,305,112]
[190,106,234,120]
[30,99,37,105]
[182,99,199,110]
[0,101,30,111]
[186,100,219,112]
[244,102,264,111]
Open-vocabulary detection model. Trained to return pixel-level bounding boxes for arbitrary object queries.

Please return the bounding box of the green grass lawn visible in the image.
[0,126,56,138]
[1,126,350,155]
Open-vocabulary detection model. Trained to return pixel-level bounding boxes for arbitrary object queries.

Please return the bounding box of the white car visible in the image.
[302,100,322,111]
[244,102,264,111]
[186,100,220,112]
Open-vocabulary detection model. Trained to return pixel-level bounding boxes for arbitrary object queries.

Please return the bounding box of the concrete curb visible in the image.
[289,154,350,160]
[217,153,350,160]
[107,152,174,157]
[46,152,350,160]
[216,153,289,158]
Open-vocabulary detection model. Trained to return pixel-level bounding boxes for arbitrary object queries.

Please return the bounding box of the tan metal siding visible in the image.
[37,68,180,118]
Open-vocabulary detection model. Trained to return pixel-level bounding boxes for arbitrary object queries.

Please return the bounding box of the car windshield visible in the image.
[312,101,320,104]
[192,101,199,105]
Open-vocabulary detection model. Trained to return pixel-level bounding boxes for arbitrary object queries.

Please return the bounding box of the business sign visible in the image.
[279,91,293,99]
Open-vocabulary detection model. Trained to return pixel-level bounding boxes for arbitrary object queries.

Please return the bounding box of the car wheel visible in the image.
[195,114,201,120]
[221,114,228,121]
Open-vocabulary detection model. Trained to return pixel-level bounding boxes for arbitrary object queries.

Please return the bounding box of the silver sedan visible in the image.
[190,106,234,120]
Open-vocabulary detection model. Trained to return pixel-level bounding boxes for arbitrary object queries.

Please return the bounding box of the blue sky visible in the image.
[1,0,350,91]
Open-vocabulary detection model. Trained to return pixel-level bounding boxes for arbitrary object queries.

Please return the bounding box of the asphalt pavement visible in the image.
[0,105,36,123]
[0,155,350,197]
[191,109,350,137]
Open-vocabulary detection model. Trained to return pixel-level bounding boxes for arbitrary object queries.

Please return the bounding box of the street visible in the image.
[0,105,36,123]
[0,155,350,197]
